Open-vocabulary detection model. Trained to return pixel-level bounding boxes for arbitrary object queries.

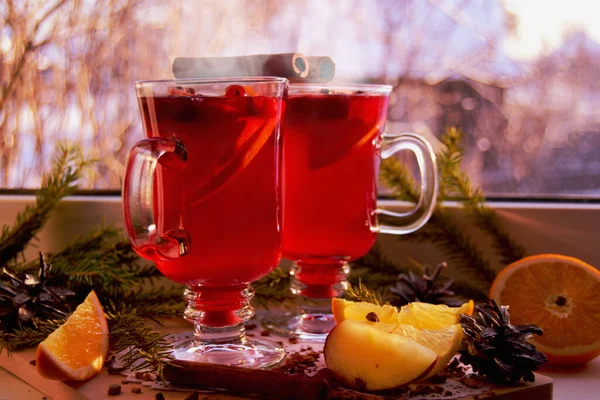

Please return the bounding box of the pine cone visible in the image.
[389,262,462,307]
[0,252,74,331]
[459,300,547,383]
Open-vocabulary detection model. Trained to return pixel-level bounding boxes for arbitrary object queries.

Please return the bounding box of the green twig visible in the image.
[0,144,91,266]
[439,128,527,266]
[380,156,496,285]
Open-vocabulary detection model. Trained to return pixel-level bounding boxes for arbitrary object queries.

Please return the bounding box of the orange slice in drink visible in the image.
[490,254,600,366]
[36,291,109,381]
[191,115,276,206]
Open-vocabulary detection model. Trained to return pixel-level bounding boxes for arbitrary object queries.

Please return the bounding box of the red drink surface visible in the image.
[282,93,389,297]
[131,93,283,319]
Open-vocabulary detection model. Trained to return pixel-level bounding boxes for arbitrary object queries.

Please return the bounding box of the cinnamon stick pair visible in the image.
[172,53,335,83]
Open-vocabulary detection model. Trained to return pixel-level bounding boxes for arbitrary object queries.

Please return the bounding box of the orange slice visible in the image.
[332,298,474,329]
[490,254,600,366]
[332,298,400,325]
[368,322,463,379]
[36,291,109,381]
[396,300,475,330]
[191,116,276,206]
[392,323,463,378]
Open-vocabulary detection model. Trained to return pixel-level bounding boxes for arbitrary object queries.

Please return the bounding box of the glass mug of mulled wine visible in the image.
[123,77,288,367]
[263,83,438,339]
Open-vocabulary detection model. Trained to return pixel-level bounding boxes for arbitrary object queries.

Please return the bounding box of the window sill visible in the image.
[0,194,598,270]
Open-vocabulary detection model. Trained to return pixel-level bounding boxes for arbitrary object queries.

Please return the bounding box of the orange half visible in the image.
[490,254,600,366]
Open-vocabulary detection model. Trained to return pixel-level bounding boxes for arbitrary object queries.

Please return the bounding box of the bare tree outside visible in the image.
[1,0,599,197]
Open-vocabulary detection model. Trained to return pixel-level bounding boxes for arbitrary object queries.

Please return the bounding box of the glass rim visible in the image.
[289,83,393,94]
[135,76,289,86]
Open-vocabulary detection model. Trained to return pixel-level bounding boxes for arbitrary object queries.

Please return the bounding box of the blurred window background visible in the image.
[1,0,599,198]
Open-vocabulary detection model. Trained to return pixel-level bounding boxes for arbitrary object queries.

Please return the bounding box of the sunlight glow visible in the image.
[503,0,600,59]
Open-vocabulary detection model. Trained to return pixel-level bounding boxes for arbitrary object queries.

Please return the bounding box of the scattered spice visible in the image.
[29,359,36,366]
[273,351,321,375]
[135,371,156,381]
[409,384,444,396]
[155,392,166,400]
[104,354,115,367]
[445,390,453,396]
[107,384,121,396]
[260,330,271,337]
[313,368,336,385]
[131,387,142,394]
[107,365,126,374]
[184,391,200,400]
[244,323,257,330]
[121,380,130,384]
[460,375,487,389]
[365,312,379,322]
[440,358,465,378]
[426,374,447,384]
[288,336,298,344]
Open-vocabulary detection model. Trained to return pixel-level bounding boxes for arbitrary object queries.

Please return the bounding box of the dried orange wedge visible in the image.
[36,291,109,381]
[490,254,600,366]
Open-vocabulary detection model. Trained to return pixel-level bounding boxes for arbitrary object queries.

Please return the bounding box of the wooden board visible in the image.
[0,349,553,400]
[0,317,553,399]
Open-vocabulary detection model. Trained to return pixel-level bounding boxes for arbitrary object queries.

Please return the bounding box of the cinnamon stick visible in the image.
[172,53,335,83]
[163,360,330,400]
[305,56,336,83]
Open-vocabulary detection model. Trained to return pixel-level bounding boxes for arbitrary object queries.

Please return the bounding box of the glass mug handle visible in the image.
[123,138,191,259]
[377,132,438,234]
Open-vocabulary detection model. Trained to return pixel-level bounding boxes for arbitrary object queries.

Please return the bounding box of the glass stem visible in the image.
[183,285,255,344]
[290,261,350,299]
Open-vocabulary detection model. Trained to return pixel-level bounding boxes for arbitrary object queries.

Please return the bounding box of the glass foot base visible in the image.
[171,336,285,368]
[262,312,336,341]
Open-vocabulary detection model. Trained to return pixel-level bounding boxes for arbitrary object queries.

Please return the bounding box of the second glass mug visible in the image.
[123,77,288,367]
[263,83,438,339]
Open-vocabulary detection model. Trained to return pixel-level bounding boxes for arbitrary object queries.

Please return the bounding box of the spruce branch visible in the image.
[101,287,185,322]
[438,128,527,266]
[106,307,174,381]
[12,226,160,291]
[344,280,385,306]
[252,266,294,309]
[379,157,420,203]
[0,319,65,353]
[0,144,91,266]
[380,156,495,285]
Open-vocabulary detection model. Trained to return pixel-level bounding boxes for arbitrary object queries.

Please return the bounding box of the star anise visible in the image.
[389,262,462,307]
[0,252,74,331]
